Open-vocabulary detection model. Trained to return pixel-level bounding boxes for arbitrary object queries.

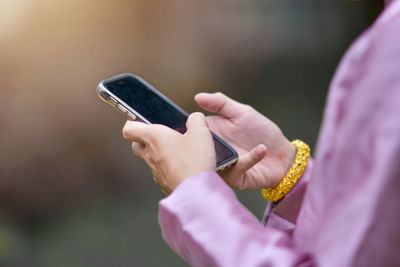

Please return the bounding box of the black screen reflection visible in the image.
[105,76,234,164]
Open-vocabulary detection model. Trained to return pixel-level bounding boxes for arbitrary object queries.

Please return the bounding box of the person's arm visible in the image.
[159,171,314,267]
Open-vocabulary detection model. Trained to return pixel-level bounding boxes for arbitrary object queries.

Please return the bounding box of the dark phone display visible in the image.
[104,76,235,165]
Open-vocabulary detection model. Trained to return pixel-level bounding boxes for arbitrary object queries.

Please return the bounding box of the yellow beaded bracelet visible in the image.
[261,140,310,202]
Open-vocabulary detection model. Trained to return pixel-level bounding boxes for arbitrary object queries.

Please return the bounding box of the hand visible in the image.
[122,112,216,194]
[195,92,296,190]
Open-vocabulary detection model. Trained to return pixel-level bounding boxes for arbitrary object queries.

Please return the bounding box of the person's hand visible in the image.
[122,112,216,195]
[195,92,296,190]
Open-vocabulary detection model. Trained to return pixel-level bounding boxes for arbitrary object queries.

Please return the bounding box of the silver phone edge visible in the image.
[216,158,238,173]
[97,73,239,172]
[97,80,149,123]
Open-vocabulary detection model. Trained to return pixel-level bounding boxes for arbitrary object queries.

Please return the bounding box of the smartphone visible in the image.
[97,73,238,172]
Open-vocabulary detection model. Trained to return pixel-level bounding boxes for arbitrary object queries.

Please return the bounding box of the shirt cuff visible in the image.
[263,158,314,227]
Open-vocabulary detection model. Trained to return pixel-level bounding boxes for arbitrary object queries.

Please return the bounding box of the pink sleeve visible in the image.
[264,159,314,232]
[159,171,314,267]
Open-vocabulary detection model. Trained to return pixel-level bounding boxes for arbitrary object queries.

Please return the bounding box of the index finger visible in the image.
[122,120,152,143]
[194,92,250,119]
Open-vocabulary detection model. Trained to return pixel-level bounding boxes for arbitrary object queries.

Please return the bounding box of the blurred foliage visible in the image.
[0,0,381,265]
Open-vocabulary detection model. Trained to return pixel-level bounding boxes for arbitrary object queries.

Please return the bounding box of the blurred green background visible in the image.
[0,0,382,266]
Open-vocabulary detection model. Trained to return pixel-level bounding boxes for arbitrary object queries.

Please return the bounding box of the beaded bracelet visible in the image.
[261,140,310,202]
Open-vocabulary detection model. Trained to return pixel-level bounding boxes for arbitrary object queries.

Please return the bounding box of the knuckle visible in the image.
[131,143,143,156]
[146,126,164,143]
[146,134,157,144]
[191,112,205,120]
[242,104,254,112]
[122,126,131,139]
[214,92,225,98]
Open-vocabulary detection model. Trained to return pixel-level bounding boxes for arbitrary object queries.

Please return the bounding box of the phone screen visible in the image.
[103,76,237,166]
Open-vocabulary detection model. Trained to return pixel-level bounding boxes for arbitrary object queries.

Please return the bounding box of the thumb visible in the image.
[186,112,209,132]
[194,92,247,119]
[226,144,267,183]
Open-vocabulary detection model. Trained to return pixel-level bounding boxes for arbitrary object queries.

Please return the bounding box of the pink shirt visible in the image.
[159,1,400,266]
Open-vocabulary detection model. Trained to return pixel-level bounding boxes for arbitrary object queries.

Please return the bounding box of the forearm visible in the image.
[159,171,314,267]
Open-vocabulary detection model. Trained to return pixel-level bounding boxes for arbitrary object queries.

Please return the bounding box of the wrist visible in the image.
[262,140,310,202]
[283,142,297,178]
[166,164,215,194]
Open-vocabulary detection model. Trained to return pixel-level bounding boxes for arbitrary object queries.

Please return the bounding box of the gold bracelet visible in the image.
[261,140,310,202]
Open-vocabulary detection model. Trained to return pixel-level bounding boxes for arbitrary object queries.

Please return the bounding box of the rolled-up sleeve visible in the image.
[159,171,314,267]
